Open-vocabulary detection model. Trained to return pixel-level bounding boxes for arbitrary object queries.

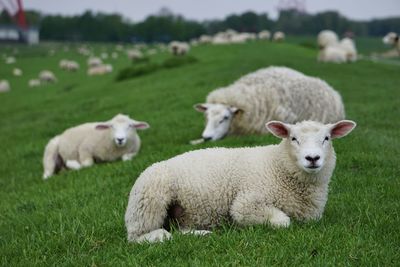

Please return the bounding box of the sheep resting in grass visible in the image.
[87,64,113,76]
[194,66,345,141]
[317,30,339,50]
[28,79,41,88]
[258,30,271,40]
[273,31,285,42]
[125,120,356,243]
[0,80,10,93]
[169,41,190,56]
[42,114,149,179]
[318,36,357,63]
[39,70,57,83]
[383,32,399,56]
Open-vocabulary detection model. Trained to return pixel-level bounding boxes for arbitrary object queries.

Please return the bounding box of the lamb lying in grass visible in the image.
[43,114,149,179]
[194,66,345,141]
[125,120,356,243]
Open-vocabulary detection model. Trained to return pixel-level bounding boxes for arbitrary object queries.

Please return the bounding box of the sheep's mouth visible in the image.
[307,165,320,169]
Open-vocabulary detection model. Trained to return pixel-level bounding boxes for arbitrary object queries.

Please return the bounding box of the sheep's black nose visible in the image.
[117,138,124,143]
[305,155,320,163]
[203,137,212,141]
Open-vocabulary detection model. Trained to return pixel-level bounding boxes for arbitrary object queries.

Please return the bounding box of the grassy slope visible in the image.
[0,41,399,266]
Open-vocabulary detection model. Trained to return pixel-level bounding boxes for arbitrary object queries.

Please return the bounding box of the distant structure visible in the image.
[0,0,39,44]
[277,0,307,13]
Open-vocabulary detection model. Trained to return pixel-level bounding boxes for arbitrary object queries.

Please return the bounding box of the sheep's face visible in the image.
[383,32,398,45]
[194,103,241,141]
[266,120,356,174]
[95,115,150,147]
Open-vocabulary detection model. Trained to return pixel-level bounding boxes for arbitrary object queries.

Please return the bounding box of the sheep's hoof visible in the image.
[66,160,81,170]
[42,173,51,180]
[136,229,172,243]
[270,213,290,228]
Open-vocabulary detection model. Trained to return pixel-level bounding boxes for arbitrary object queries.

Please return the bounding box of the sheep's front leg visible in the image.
[230,194,290,228]
[66,160,82,170]
[122,152,137,161]
[78,147,94,168]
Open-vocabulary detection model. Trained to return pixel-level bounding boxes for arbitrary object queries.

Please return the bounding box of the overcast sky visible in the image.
[24,0,400,22]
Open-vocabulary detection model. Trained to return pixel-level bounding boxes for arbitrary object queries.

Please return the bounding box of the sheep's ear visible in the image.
[194,103,209,112]
[265,121,290,138]
[131,121,150,130]
[329,120,356,139]
[95,124,111,130]
[229,106,243,115]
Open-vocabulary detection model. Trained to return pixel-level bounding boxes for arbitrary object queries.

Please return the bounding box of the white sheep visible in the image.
[127,49,143,61]
[87,57,103,68]
[273,31,285,42]
[42,114,149,179]
[0,80,10,93]
[317,30,339,49]
[13,68,22,76]
[382,32,399,55]
[60,60,80,71]
[28,79,41,88]
[87,64,113,76]
[258,30,271,40]
[101,52,109,59]
[125,119,356,243]
[339,38,357,62]
[59,59,69,69]
[318,45,347,63]
[169,41,190,56]
[39,70,57,83]
[194,66,345,141]
[199,35,213,44]
[5,56,16,64]
[318,38,357,63]
[66,61,80,71]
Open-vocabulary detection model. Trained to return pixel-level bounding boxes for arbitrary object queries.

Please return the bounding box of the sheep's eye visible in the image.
[291,137,297,142]
[219,116,229,124]
[324,136,329,141]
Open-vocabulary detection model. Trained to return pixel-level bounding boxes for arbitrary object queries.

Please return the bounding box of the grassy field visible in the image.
[0,39,399,266]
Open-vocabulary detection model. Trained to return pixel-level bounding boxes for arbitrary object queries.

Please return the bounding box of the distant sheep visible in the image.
[60,59,80,71]
[0,80,10,93]
[273,31,285,42]
[318,45,347,63]
[87,64,113,76]
[318,38,357,63]
[101,52,109,59]
[317,30,339,49]
[383,32,399,55]
[194,66,345,141]
[5,56,16,64]
[258,30,271,40]
[127,49,144,61]
[42,114,150,179]
[39,70,57,83]
[13,68,22,76]
[125,120,356,243]
[28,79,41,88]
[199,35,213,44]
[87,57,103,68]
[169,41,190,56]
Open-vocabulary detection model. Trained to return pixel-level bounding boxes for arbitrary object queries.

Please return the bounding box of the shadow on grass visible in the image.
[116,55,198,81]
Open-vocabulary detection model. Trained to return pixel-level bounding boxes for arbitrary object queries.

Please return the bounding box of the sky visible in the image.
[23,0,400,22]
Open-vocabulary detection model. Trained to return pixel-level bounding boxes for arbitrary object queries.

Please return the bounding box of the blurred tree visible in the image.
[12,8,398,42]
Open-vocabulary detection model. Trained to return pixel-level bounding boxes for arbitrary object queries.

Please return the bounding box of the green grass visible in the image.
[0,39,399,266]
